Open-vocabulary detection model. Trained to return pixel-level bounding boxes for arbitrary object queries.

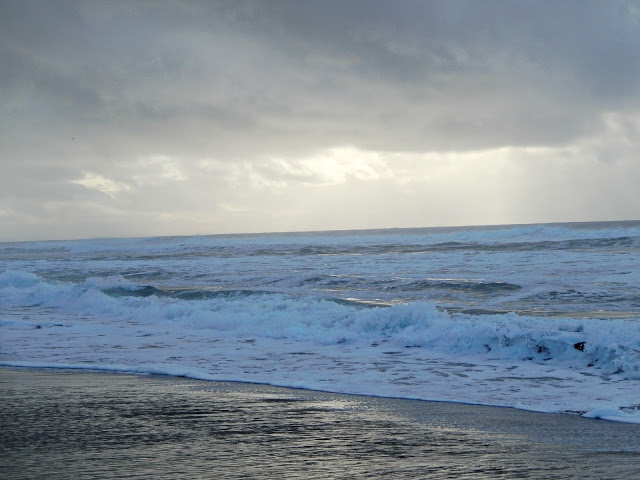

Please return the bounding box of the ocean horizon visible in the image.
[3,218,640,244]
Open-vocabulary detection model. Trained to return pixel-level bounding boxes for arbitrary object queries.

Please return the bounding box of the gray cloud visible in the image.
[5,1,640,152]
[2,0,639,240]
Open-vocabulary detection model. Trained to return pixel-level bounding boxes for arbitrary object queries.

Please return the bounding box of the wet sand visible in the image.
[1,367,639,479]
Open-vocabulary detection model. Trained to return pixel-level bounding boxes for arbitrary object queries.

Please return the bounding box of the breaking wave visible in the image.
[2,270,639,379]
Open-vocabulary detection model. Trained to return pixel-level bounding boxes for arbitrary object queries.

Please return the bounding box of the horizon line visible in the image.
[2,218,639,244]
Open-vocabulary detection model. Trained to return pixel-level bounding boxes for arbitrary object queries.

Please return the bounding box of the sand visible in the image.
[1,367,639,479]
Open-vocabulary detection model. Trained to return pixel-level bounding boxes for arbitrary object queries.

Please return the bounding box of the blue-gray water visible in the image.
[1,221,640,421]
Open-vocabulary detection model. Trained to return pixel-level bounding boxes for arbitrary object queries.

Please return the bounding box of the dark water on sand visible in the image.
[1,369,639,479]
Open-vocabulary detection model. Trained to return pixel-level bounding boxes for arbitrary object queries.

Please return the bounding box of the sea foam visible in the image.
[2,222,640,422]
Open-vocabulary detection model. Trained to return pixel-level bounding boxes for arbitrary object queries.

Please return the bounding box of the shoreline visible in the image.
[2,361,639,424]
[2,366,640,479]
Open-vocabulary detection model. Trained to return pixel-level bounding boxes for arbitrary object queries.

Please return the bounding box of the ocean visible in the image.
[1,221,639,423]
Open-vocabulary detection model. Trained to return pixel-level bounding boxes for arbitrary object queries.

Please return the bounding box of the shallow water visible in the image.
[1,368,639,479]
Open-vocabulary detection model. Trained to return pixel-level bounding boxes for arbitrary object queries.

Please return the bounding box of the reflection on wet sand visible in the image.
[1,368,639,479]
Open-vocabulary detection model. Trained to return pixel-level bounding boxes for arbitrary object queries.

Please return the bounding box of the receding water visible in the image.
[1,368,639,479]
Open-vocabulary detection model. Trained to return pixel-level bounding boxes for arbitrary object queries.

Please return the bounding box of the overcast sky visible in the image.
[2,0,640,241]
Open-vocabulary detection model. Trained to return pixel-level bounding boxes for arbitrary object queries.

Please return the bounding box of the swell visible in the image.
[394,279,522,295]
[2,221,639,261]
[104,286,276,300]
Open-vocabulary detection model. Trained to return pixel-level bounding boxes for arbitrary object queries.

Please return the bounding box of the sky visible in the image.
[2,0,640,241]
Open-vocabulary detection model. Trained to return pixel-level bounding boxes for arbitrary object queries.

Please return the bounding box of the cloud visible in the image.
[248,147,393,187]
[70,172,131,197]
[1,1,640,240]
[132,155,188,185]
[4,0,640,160]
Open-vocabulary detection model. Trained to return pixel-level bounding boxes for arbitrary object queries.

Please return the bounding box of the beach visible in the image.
[1,367,639,479]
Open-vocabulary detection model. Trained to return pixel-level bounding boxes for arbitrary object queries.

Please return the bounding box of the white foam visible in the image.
[584,407,640,424]
[1,271,639,422]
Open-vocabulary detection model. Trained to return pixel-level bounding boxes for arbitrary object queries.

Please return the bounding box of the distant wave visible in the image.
[2,221,639,258]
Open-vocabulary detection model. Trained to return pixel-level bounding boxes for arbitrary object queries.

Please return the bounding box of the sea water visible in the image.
[1,221,639,422]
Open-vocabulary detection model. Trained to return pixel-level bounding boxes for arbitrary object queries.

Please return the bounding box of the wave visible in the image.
[2,221,639,259]
[2,270,639,379]
[395,279,522,295]
[102,285,277,301]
